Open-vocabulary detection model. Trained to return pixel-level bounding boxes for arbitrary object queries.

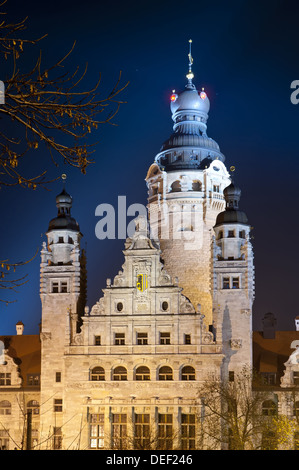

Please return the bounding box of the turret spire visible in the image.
[186,39,195,89]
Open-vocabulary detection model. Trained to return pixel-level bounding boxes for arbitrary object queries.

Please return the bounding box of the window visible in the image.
[0,400,11,415]
[160,332,170,345]
[116,302,123,312]
[293,401,299,417]
[27,400,39,415]
[112,414,127,449]
[61,282,68,293]
[192,180,202,191]
[261,372,276,385]
[90,414,104,449]
[53,427,62,450]
[181,366,195,381]
[135,366,150,381]
[54,399,63,412]
[90,366,105,381]
[27,374,40,386]
[51,280,68,293]
[134,414,150,449]
[213,185,220,193]
[294,371,299,385]
[239,230,245,238]
[158,366,173,381]
[113,366,127,381]
[228,230,235,237]
[184,334,191,345]
[68,236,74,244]
[114,333,125,345]
[0,373,11,386]
[181,414,195,450]
[262,400,277,416]
[158,414,173,449]
[137,332,148,345]
[161,301,169,311]
[218,231,223,239]
[55,372,61,383]
[229,371,235,382]
[52,282,59,293]
[222,277,230,289]
[58,237,64,243]
[0,430,9,450]
[95,335,101,346]
[232,277,239,289]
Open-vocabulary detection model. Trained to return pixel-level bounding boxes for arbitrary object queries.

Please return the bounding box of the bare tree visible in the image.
[0,2,128,299]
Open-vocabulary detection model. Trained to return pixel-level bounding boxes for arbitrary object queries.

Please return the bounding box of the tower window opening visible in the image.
[95,335,101,346]
[68,236,74,244]
[228,230,235,238]
[213,185,220,193]
[232,277,240,289]
[61,282,68,293]
[218,231,223,239]
[52,282,59,293]
[222,278,230,289]
[161,301,169,312]
[116,302,123,312]
[58,236,64,243]
[239,230,245,238]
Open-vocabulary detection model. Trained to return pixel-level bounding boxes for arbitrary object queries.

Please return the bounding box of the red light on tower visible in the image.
[200,91,207,100]
[170,91,177,102]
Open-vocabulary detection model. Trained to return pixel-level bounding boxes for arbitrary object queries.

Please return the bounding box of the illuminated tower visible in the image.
[146,40,231,326]
[39,183,85,445]
[212,181,254,375]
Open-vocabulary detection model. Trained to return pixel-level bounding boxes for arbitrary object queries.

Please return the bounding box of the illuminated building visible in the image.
[0,44,298,450]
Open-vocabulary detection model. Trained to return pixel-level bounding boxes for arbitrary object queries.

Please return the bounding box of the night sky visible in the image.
[1,0,299,335]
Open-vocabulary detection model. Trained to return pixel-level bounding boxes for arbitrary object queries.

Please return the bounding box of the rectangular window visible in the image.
[239,230,245,238]
[53,427,62,450]
[213,185,220,193]
[54,399,63,412]
[181,414,196,450]
[95,335,101,346]
[58,237,64,243]
[0,430,9,450]
[294,372,299,386]
[134,414,150,449]
[90,414,104,449]
[228,230,235,237]
[55,372,61,383]
[158,414,173,450]
[222,277,230,289]
[27,374,40,386]
[114,333,125,345]
[261,372,276,385]
[160,332,171,345]
[60,282,68,293]
[137,332,148,345]
[52,282,59,293]
[0,373,11,386]
[184,334,191,345]
[112,414,127,449]
[229,371,235,382]
[232,277,240,289]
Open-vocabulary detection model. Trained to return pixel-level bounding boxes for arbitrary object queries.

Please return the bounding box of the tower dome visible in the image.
[215,181,249,226]
[48,188,80,232]
[155,40,224,171]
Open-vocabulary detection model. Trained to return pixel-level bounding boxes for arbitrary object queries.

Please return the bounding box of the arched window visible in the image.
[0,400,11,415]
[135,366,150,381]
[192,180,202,191]
[262,400,277,416]
[181,366,195,381]
[170,181,181,192]
[90,367,105,381]
[158,366,173,381]
[113,366,127,381]
[27,400,39,415]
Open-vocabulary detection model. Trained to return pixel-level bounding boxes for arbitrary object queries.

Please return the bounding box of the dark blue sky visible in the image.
[1,0,299,334]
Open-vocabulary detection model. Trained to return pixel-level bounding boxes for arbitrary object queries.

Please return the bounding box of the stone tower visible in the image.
[39,187,85,444]
[146,41,231,326]
[212,181,255,376]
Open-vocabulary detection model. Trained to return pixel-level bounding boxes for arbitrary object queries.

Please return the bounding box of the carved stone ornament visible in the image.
[230,339,242,350]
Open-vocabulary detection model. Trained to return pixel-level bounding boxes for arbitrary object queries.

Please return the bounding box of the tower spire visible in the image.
[186,39,195,88]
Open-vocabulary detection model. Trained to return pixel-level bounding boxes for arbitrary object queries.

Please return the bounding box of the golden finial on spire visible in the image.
[186,39,194,81]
